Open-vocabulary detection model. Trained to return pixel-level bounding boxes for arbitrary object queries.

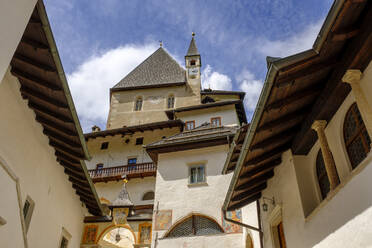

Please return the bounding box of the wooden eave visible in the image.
[9,1,102,216]
[200,90,246,100]
[165,100,248,125]
[84,119,184,140]
[226,0,372,211]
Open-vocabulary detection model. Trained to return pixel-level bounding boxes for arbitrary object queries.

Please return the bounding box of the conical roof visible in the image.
[186,36,199,56]
[113,47,186,90]
[112,183,133,206]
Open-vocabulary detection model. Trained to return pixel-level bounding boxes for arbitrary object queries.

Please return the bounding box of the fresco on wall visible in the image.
[222,209,243,233]
[82,225,98,244]
[154,210,172,230]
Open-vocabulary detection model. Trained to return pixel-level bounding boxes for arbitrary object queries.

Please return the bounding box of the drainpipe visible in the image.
[257,200,264,248]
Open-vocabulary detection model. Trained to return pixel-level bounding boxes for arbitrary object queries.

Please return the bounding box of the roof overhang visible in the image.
[165,100,248,125]
[223,0,372,211]
[9,0,103,215]
[201,90,246,100]
[85,119,184,140]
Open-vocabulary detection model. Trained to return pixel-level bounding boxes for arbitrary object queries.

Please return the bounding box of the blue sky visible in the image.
[44,0,333,132]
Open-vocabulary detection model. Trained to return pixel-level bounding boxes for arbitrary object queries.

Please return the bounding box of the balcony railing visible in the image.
[88,162,156,182]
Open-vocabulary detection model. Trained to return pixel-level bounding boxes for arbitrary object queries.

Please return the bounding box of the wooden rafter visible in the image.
[13,53,56,72]
[227,192,262,211]
[235,170,274,191]
[29,102,72,123]
[231,182,267,202]
[49,140,84,160]
[251,127,298,150]
[43,129,80,148]
[241,158,281,179]
[21,37,49,50]
[20,85,67,108]
[37,116,77,136]
[11,68,61,90]
[244,143,290,166]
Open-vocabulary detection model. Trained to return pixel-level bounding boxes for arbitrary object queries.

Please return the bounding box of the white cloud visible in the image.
[256,20,322,57]
[201,65,232,91]
[236,70,263,112]
[67,43,158,132]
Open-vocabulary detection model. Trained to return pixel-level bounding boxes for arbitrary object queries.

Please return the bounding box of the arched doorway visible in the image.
[97,225,136,248]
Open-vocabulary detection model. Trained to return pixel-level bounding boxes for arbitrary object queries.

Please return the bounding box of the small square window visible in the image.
[211,117,221,127]
[128,158,137,165]
[136,137,144,145]
[185,121,195,131]
[100,142,109,150]
[189,165,205,184]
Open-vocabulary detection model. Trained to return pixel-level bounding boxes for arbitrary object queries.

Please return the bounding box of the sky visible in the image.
[43,0,334,132]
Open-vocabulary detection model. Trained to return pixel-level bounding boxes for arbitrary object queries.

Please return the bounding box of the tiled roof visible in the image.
[112,47,186,90]
[146,123,237,148]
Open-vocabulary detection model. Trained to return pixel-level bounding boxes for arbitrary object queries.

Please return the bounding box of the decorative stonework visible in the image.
[312,120,340,189]
[154,210,172,230]
[342,69,372,141]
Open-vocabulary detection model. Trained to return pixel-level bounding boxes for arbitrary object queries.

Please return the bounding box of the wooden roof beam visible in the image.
[257,106,310,132]
[275,59,340,87]
[20,85,68,108]
[55,151,81,165]
[37,116,77,137]
[43,129,81,148]
[245,143,290,166]
[241,158,281,178]
[65,169,86,182]
[29,102,72,123]
[227,193,262,211]
[11,68,61,91]
[332,27,360,41]
[265,85,322,111]
[59,160,83,173]
[235,170,274,191]
[251,127,298,150]
[13,53,56,72]
[49,140,84,161]
[21,37,49,51]
[72,183,92,194]
[231,182,267,202]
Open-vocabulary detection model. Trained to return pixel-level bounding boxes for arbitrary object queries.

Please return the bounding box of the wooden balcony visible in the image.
[88,162,156,183]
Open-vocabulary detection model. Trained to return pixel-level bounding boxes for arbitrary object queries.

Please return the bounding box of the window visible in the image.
[128,157,137,165]
[167,95,175,109]
[185,121,195,131]
[60,227,71,248]
[211,117,221,127]
[60,236,68,248]
[142,191,155,201]
[100,142,109,150]
[343,103,371,169]
[96,163,103,170]
[135,97,143,111]
[136,137,144,145]
[316,150,330,199]
[189,165,205,184]
[190,60,196,66]
[23,196,35,232]
[165,214,223,238]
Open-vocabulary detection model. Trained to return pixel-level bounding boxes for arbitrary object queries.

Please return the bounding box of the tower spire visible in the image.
[186,32,199,56]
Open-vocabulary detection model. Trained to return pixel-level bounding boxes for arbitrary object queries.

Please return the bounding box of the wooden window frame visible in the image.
[185,120,195,131]
[127,157,137,165]
[189,164,206,185]
[96,163,104,170]
[211,117,222,127]
[343,103,371,169]
[134,97,143,111]
[167,95,175,109]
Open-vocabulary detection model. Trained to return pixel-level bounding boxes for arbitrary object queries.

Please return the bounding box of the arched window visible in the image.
[165,214,224,238]
[316,150,330,199]
[167,95,175,109]
[135,97,143,111]
[142,191,154,201]
[343,103,371,169]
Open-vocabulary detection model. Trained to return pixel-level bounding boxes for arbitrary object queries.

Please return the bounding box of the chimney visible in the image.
[91,125,101,132]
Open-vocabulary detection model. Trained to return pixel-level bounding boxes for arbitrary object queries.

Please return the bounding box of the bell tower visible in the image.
[185,32,201,103]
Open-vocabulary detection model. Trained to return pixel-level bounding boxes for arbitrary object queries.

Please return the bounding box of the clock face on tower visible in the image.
[188,68,199,77]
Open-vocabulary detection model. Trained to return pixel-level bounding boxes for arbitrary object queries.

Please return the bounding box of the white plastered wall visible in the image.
[152,145,260,248]
[260,61,372,248]
[175,105,240,128]
[0,0,37,82]
[0,70,87,248]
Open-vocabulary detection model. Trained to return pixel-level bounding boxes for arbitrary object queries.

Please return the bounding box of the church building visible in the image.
[82,34,261,248]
